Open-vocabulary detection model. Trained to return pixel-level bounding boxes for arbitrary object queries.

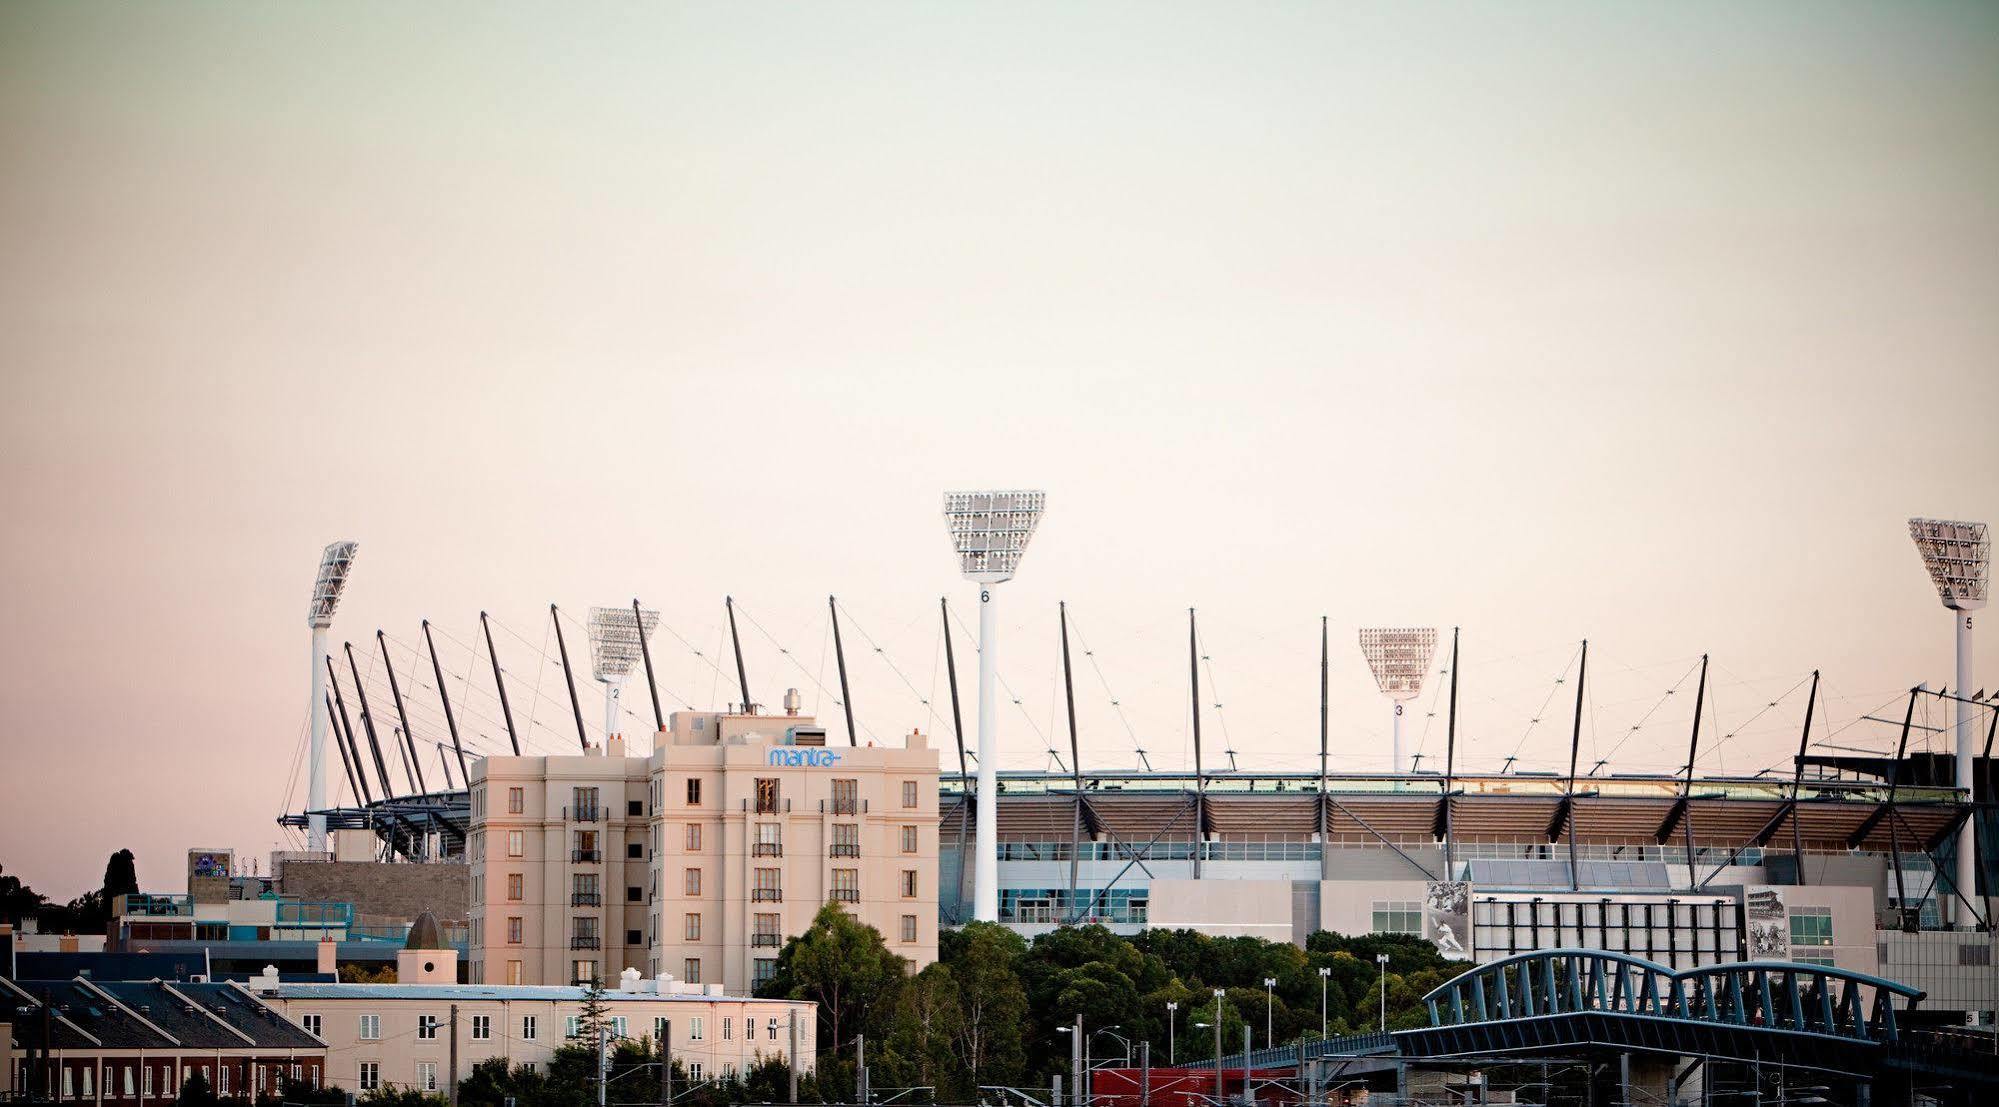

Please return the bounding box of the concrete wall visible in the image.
[1147,879,1296,941]
[281,862,470,925]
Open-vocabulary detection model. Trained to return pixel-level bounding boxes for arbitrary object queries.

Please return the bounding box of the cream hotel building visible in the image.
[467,692,941,996]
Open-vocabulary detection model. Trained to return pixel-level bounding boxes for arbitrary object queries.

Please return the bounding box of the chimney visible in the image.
[783,688,801,716]
[316,934,336,976]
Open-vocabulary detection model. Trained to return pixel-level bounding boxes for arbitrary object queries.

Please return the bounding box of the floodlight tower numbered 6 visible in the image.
[1359,627,1438,778]
[306,541,359,853]
[1908,517,1989,928]
[587,606,660,742]
[942,490,1048,923]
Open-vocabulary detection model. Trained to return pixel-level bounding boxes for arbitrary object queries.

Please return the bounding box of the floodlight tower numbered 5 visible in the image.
[587,606,660,741]
[1359,627,1438,778]
[306,541,359,853]
[1908,518,1989,928]
[942,490,1048,923]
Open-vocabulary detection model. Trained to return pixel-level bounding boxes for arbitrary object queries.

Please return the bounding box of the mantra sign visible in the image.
[768,747,842,768]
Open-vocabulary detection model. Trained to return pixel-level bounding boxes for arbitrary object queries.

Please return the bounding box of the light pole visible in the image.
[943,490,1049,922]
[1908,518,1989,928]
[586,606,659,743]
[1057,1018,1084,1107]
[1211,988,1225,1105]
[1165,1002,1178,1065]
[1317,967,1330,1040]
[1262,978,1275,1049]
[1359,628,1438,776]
[1375,954,1390,1032]
[306,541,359,853]
[1094,1027,1131,1068]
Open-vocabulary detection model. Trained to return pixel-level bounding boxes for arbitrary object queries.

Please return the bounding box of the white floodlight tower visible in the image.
[586,606,660,742]
[1358,627,1439,775]
[942,490,1048,923]
[306,541,359,853]
[1908,518,1990,926]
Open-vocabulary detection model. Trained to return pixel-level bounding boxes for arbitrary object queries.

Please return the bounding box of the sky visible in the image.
[1,2,1995,900]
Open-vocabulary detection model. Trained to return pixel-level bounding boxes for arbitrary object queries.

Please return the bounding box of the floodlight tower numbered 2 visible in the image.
[586,606,660,742]
[306,541,359,853]
[942,490,1048,923]
[1908,517,1989,928]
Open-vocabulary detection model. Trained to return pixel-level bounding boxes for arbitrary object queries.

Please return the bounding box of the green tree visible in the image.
[358,1088,448,1107]
[577,980,612,1044]
[888,962,964,1096]
[102,849,139,905]
[765,902,908,1055]
[941,922,1028,1092]
[0,864,48,925]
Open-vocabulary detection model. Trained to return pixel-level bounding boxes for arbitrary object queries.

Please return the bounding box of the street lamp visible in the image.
[1210,988,1225,1105]
[1093,1027,1131,1068]
[1056,1019,1083,1107]
[1164,1001,1178,1065]
[1908,517,1990,928]
[943,490,1049,923]
[306,541,359,853]
[1317,967,1331,1040]
[586,606,659,742]
[1374,954,1390,1032]
[1358,628,1438,775]
[1262,978,1276,1049]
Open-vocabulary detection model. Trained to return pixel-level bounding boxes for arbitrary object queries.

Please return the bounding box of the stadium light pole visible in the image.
[942,490,1048,923]
[1358,628,1439,776]
[306,541,359,853]
[1909,518,1990,927]
[586,606,660,742]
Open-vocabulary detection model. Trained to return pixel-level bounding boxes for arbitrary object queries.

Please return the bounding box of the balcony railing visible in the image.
[751,888,784,903]
[752,843,783,858]
[823,799,863,815]
[569,935,601,950]
[565,806,602,822]
[828,843,861,858]
[751,933,782,948]
[571,893,601,907]
[828,888,860,904]
[572,849,601,863]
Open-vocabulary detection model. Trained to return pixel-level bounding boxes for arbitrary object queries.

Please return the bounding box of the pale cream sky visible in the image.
[2,2,1995,897]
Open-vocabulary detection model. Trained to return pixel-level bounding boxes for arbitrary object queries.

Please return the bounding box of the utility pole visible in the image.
[1139,1040,1151,1107]
[1071,1017,1084,1107]
[857,1033,867,1106]
[786,1011,798,1104]
[597,1028,609,1107]
[658,1019,672,1106]
[1241,1026,1254,1107]
[448,1004,460,1107]
[1212,991,1225,1107]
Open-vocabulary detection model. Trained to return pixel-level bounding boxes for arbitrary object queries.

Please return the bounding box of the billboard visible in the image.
[1744,886,1790,960]
[187,850,233,881]
[1425,880,1472,959]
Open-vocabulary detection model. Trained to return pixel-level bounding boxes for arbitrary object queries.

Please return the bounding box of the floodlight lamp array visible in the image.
[1358,627,1438,701]
[942,490,1047,582]
[586,606,660,681]
[307,541,359,628]
[1908,518,1989,610]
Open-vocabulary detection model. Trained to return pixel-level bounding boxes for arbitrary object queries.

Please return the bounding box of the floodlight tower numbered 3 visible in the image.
[1359,627,1438,777]
[587,606,660,742]
[1908,518,1989,927]
[942,490,1048,923]
[306,541,359,853]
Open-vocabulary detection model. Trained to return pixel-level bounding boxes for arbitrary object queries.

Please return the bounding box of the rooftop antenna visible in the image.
[305,541,358,852]
[587,605,659,743]
[941,489,1047,922]
[1908,517,1989,929]
[1358,628,1439,776]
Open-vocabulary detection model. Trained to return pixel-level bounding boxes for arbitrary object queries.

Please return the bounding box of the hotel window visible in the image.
[901,870,918,897]
[654,1017,669,1042]
[685,824,702,851]
[1790,907,1835,965]
[685,868,702,896]
[723,1016,733,1041]
[574,873,600,905]
[754,958,778,988]
[574,959,599,985]
[831,778,858,815]
[472,1015,492,1040]
[831,823,860,857]
[508,960,523,985]
[901,914,918,942]
[573,786,600,819]
[686,778,702,805]
[754,913,782,947]
[567,1016,584,1040]
[684,958,701,984]
[522,1015,538,1040]
[628,885,642,902]
[902,780,918,808]
[627,928,642,946]
[755,777,781,813]
[746,1016,756,1040]
[508,830,525,857]
[628,799,643,817]
[508,916,523,944]
[507,873,524,900]
[358,1064,379,1092]
[684,913,701,941]
[1371,901,1422,936]
[832,869,860,902]
[359,1014,381,1040]
[755,823,782,856]
[754,868,782,900]
[419,1014,440,1039]
[508,786,524,814]
[627,842,643,859]
[418,1063,438,1092]
[901,826,918,853]
[690,1017,704,1041]
[301,1013,322,1037]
